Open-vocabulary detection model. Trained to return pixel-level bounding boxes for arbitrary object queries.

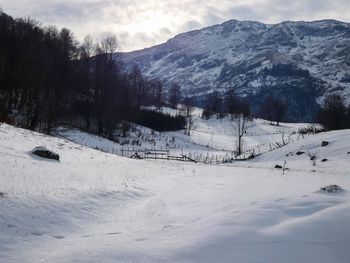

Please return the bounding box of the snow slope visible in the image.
[55,110,311,161]
[1,123,350,262]
[250,129,350,174]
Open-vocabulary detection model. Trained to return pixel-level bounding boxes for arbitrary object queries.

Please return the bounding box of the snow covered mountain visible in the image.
[121,19,350,121]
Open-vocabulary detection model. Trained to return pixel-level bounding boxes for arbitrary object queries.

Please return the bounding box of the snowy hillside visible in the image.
[1,123,350,262]
[122,19,350,120]
[54,108,312,161]
[251,129,350,174]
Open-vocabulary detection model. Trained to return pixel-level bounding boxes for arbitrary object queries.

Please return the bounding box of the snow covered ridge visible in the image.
[122,19,350,120]
[1,123,350,262]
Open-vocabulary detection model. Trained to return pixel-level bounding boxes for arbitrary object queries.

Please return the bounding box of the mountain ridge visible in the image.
[121,19,350,121]
[124,19,350,53]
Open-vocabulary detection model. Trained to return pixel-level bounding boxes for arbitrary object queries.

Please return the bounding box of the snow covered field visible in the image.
[1,123,350,262]
[55,108,313,161]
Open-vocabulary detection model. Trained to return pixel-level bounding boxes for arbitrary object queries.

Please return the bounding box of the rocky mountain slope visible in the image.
[121,19,350,121]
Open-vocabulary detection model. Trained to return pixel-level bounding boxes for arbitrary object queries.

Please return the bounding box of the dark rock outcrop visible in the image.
[320,185,343,193]
[321,141,329,147]
[32,146,60,161]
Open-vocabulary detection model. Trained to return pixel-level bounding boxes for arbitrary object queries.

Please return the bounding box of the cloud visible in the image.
[226,0,350,23]
[0,0,349,51]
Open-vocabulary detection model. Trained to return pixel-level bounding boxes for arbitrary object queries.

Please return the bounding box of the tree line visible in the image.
[202,87,350,129]
[0,10,186,138]
[202,89,285,126]
[199,90,350,156]
[316,94,350,130]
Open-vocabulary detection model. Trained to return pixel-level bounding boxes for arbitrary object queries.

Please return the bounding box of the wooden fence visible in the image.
[118,148,198,163]
[92,132,314,164]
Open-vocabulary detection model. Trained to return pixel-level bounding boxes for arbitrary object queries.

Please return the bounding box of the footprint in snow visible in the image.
[106,232,122,235]
[81,234,94,238]
[52,235,65,239]
[250,202,258,205]
[134,238,147,242]
[31,232,43,236]
[283,201,337,218]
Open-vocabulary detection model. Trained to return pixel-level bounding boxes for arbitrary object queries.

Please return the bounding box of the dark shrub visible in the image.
[133,110,186,132]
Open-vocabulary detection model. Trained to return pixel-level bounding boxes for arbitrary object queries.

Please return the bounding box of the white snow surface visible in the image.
[1,123,350,262]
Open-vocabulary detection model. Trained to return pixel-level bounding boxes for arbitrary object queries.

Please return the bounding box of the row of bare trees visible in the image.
[202,89,287,125]
[199,88,289,155]
[0,10,171,138]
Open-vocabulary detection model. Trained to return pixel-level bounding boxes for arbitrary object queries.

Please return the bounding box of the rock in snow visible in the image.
[322,141,329,147]
[320,185,344,193]
[32,146,60,161]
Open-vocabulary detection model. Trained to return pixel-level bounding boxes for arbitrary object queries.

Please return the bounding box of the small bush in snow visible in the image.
[308,151,318,166]
[298,126,324,135]
[320,185,343,193]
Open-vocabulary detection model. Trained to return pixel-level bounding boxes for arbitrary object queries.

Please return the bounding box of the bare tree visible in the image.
[100,35,118,65]
[225,87,239,114]
[317,94,347,130]
[260,96,287,126]
[92,34,120,137]
[260,96,274,124]
[182,97,195,135]
[151,79,163,109]
[232,113,252,156]
[272,99,287,126]
[81,35,94,58]
[208,91,223,115]
[169,83,181,109]
[129,65,153,108]
[231,99,252,156]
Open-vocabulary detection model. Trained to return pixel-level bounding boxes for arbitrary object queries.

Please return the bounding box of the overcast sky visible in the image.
[1,0,349,51]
